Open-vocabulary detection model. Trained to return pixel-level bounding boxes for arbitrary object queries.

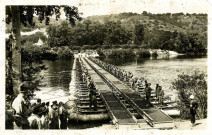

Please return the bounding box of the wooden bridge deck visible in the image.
[84,57,173,125]
[80,58,137,125]
[79,57,173,128]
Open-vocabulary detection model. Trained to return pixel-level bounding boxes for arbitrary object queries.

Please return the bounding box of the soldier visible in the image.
[92,93,98,111]
[88,80,95,109]
[155,84,160,99]
[189,95,198,127]
[144,83,152,106]
[158,86,164,106]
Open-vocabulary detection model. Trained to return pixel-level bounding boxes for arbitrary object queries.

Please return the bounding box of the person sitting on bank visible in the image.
[189,95,198,127]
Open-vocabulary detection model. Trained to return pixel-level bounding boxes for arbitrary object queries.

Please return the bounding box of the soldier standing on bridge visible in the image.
[92,93,98,111]
[155,84,160,99]
[145,83,152,106]
[88,80,96,109]
[158,86,164,106]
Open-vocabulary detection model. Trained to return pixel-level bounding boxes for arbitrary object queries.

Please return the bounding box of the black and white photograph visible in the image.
[1,0,211,134]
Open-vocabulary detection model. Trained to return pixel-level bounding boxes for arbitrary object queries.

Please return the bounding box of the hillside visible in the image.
[85,12,207,33]
[6,12,207,34]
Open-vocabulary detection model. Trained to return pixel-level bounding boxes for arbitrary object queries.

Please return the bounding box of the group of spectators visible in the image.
[6,84,68,130]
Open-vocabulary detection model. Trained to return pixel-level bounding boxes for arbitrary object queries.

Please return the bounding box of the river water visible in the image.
[99,55,207,100]
[34,59,73,103]
[35,55,207,128]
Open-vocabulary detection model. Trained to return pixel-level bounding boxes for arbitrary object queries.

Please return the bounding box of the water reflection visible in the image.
[40,59,74,91]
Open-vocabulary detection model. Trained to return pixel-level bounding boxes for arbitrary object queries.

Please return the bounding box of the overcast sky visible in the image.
[74,0,208,17]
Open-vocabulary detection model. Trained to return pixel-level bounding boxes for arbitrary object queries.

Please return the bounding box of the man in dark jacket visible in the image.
[144,83,152,106]
[49,101,59,129]
[88,80,95,109]
[58,102,68,129]
[190,95,198,127]
[92,93,98,111]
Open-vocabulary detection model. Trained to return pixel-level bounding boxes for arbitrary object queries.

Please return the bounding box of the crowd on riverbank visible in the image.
[6,87,69,129]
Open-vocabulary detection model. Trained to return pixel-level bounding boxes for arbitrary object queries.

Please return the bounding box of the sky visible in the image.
[74,0,208,17]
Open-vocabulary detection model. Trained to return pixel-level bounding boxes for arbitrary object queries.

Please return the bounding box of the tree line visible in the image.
[46,19,207,55]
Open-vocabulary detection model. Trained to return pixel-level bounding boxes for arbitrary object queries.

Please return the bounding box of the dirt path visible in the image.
[173,119,207,130]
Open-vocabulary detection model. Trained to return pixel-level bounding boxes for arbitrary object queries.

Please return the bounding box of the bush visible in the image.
[96,48,105,57]
[121,44,130,49]
[172,70,207,119]
[102,45,110,49]
[112,45,121,49]
[57,46,73,59]
[152,51,158,57]
[108,49,135,58]
[136,50,151,58]
[72,46,81,50]
[130,45,139,49]
[91,45,100,50]
[82,45,91,50]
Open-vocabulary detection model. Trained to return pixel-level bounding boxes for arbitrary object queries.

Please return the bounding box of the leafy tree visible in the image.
[172,70,207,119]
[47,21,73,47]
[133,23,144,45]
[6,6,82,94]
[103,21,130,45]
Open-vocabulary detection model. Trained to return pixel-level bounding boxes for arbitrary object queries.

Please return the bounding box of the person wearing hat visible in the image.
[33,99,42,115]
[49,101,59,129]
[12,83,31,129]
[189,95,198,127]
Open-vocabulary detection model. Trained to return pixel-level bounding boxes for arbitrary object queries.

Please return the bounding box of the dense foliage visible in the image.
[6,5,82,94]
[172,71,207,119]
[46,12,207,55]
